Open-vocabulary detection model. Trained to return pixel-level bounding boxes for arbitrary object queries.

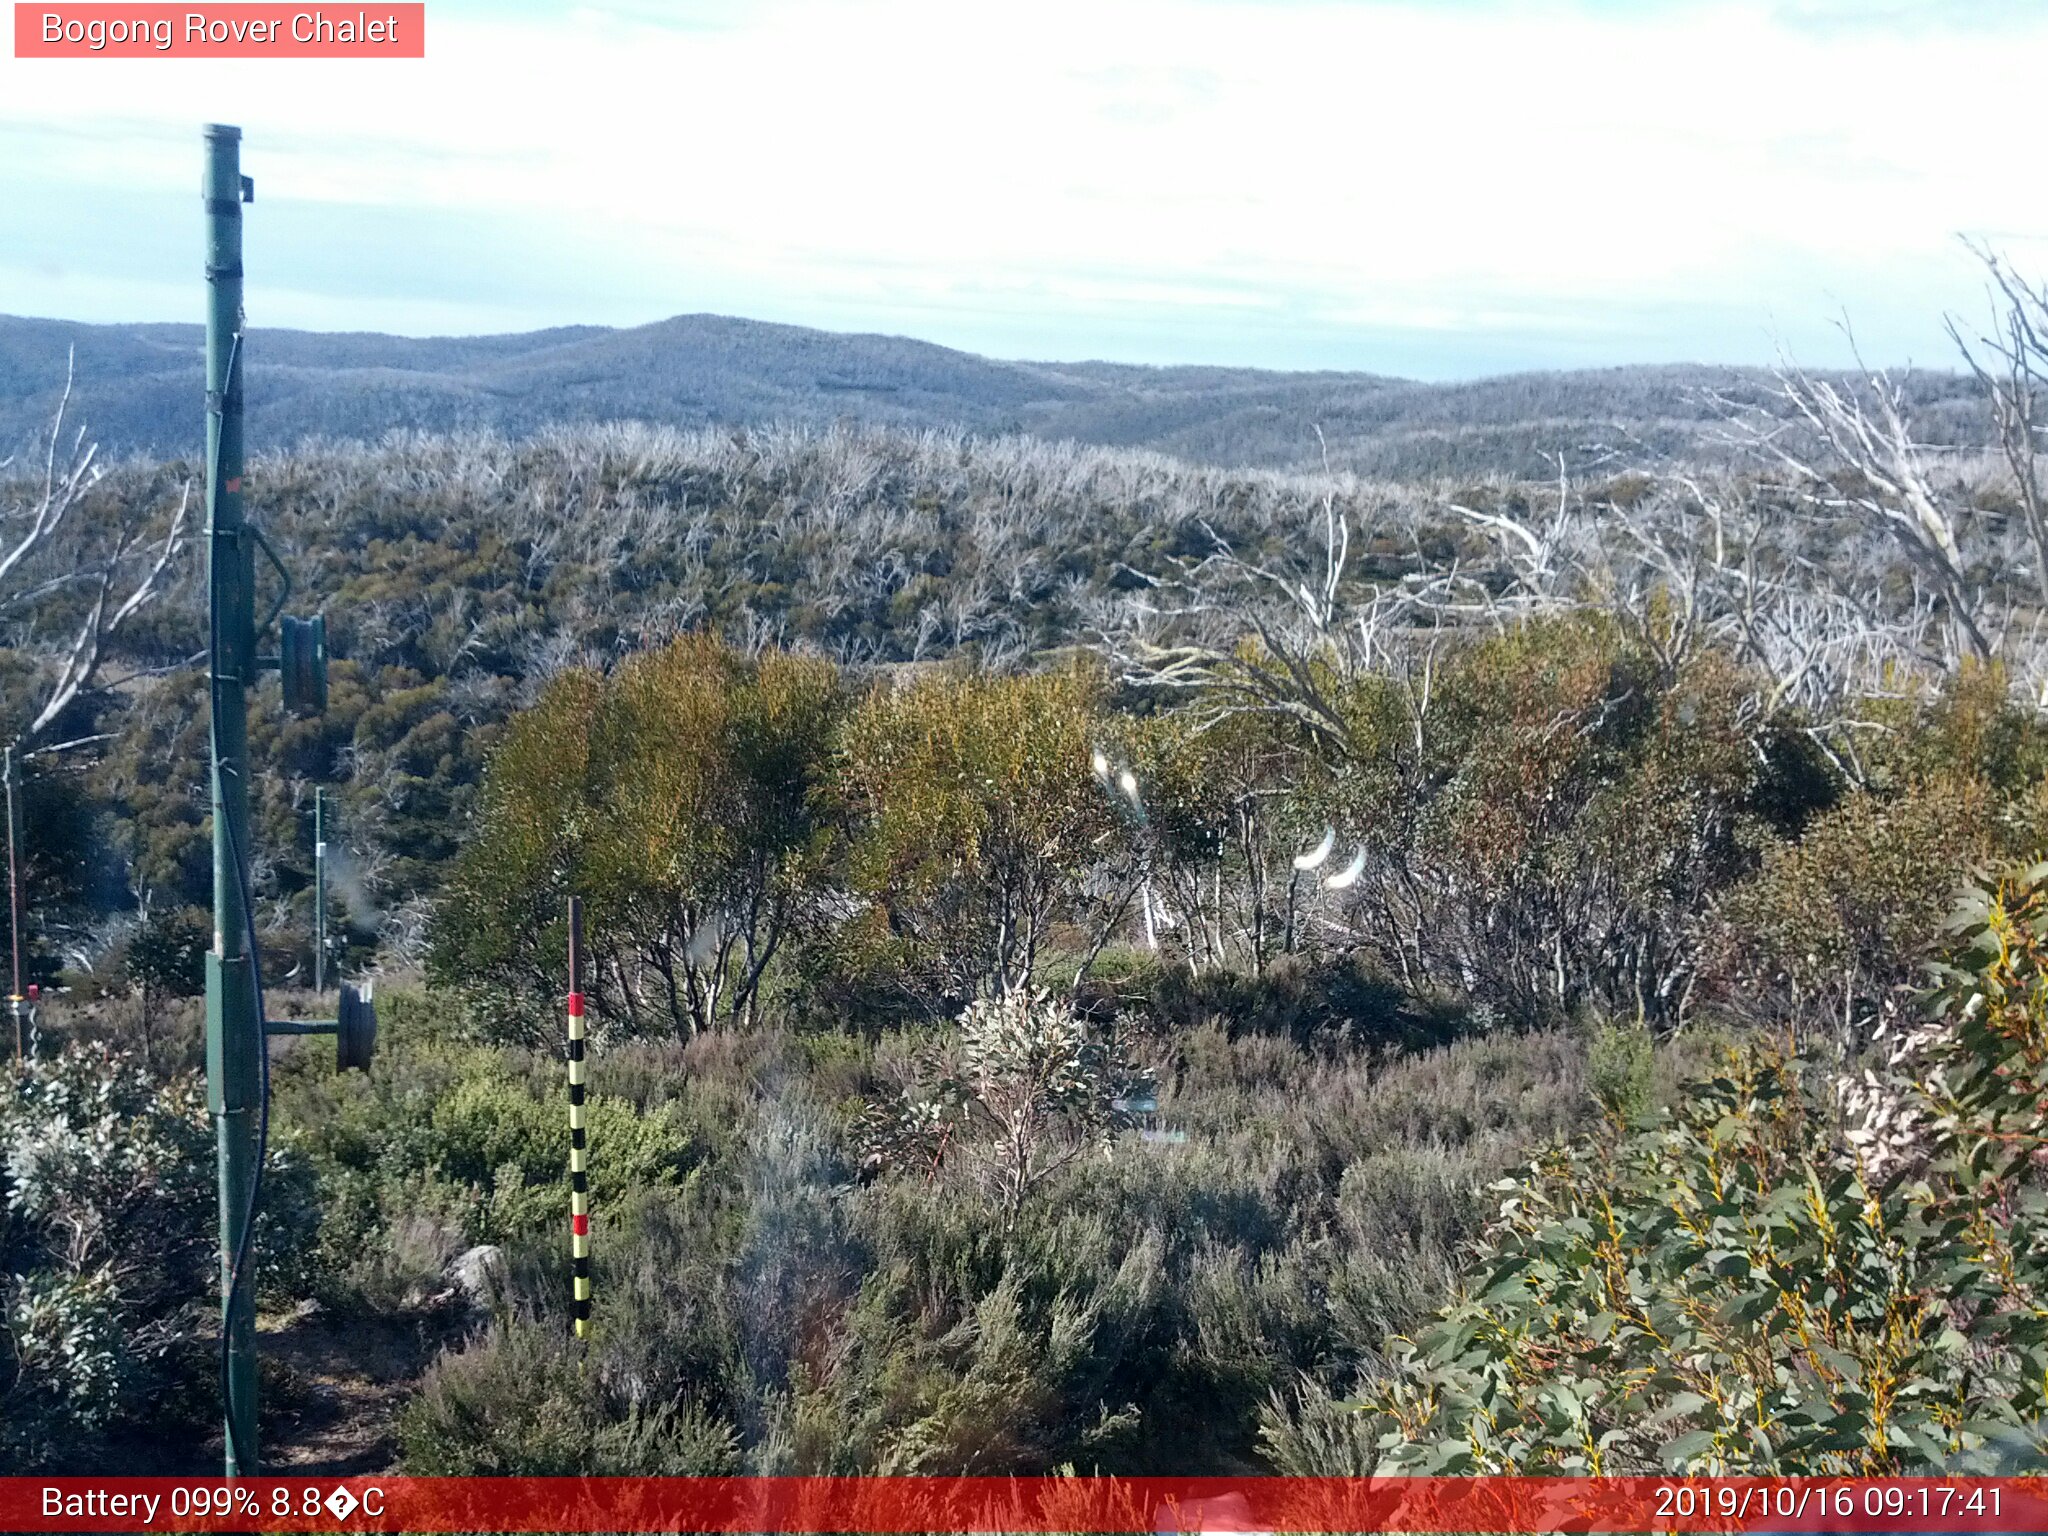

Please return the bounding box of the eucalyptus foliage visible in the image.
[1274,864,2048,1475]
[835,665,1116,1009]
[430,635,839,1041]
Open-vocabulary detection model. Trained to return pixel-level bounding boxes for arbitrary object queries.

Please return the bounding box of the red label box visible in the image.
[3,1477,2048,1534]
[14,3,425,56]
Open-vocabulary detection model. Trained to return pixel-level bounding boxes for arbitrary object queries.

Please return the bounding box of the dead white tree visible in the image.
[1947,240,2048,610]
[1445,451,1584,609]
[1,350,192,747]
[1108,435,1588,754]
[1109,499,1366,752]
[1736,344,1990,668]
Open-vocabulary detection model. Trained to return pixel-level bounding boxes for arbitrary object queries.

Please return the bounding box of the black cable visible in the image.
[207,328,270,1477]
[218,808,270,1475]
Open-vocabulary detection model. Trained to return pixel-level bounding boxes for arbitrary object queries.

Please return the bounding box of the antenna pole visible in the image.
[202,120,261,1477]
[194,123,346,1476]
[4,744,22,1067]
[313,786,326,995]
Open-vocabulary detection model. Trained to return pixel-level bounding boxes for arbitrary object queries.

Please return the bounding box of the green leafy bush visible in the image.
[400,1317,742,1475]
[1703,777,1996,1039]
[429,635,839,1042]
[0,1042,315,1470]
[833,664,1115,1012]
[272,1018,725,1307]
[4,1267,130,1461]
[1701,664,2048,1041]
[118,903,209,1070]
[1272,861,2048,1474]
[1585,1017,1655,1124]
[1275,614,1838,1027]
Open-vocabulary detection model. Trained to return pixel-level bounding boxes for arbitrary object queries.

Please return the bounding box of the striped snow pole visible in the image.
[567,896,590,1339]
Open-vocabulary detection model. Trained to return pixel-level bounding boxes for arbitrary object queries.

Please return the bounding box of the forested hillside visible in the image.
[6,291,2048,1476]
[0,310,1995,479]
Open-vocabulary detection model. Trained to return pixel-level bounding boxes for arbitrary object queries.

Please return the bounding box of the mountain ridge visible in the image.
[0,310,1987,479]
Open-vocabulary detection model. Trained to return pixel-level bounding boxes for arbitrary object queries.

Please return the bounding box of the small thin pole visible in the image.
[4,744,22,1066]
[313,787,326,995]
[566,896,590,1338]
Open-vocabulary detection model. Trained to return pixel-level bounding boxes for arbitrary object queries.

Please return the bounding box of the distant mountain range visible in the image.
[0,311,1990,480]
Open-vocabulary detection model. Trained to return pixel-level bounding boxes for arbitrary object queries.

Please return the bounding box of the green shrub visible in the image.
[1856,660,2048,797]
[1272,861,2048,1474]
[272,1009,731,1309]
[860,988,1143,1227]
[1127,952,1452,1053]
[0,1041,316,1470]
[4,1268,130,1463]
[1703,665,2048,1042]
[400,1317,741,1475]
[118,904,209,1071]
[834,664,1115,1009]
[429,636,840,1042]
[1702,776,2000,1039]
[384,1005,1619,1475]
[1302,614,1836,1027]
[1585,1017,1655,1124]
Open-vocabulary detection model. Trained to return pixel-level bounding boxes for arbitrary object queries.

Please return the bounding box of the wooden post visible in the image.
[566,897,590,1338]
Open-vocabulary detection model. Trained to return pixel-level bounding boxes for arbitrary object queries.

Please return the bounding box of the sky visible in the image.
[3,0,2047,380]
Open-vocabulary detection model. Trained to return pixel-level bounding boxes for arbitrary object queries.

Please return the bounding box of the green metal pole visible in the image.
[4,744,23,1067]
[202,121,260,1478]
[314,786,326,996]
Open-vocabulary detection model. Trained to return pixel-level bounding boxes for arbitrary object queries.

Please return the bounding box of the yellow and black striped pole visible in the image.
[567,896,590,1339]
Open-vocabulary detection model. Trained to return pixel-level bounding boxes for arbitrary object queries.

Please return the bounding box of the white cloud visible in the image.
[3,0,2045,372]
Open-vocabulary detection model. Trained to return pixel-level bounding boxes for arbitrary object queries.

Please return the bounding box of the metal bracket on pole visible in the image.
[246,525,327,717]
[249,523,292,638]
[264,982,376,1072]
[277,615,328,716]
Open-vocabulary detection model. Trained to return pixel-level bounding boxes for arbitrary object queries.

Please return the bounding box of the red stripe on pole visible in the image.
[572,1213,588,1236]
[567,991,585,1017]
[2,1476,2044,1532]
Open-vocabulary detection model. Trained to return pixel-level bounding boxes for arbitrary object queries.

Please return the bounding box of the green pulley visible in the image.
[279,613,327,717]
[336,981,377,1072]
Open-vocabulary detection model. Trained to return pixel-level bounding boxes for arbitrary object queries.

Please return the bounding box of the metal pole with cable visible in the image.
[201,123,371,1479]
[4,744,23,1067]
[313,786,326,996]
[202,121,262,1476]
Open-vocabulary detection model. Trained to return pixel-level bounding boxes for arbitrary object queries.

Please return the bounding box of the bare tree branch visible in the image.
[2,358,191,747]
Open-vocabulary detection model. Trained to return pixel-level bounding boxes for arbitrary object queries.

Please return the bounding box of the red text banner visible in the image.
[4,1476,2047,1533]
[14,4,424,57]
